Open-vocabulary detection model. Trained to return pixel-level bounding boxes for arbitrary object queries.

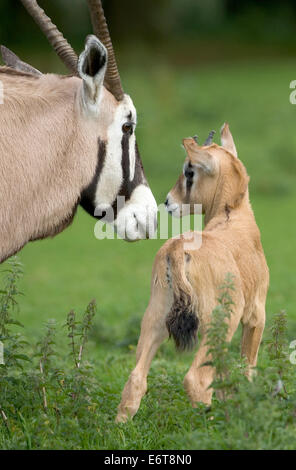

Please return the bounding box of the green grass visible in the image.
[1,56,296,449]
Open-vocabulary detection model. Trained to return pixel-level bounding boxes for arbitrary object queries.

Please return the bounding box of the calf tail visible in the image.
[166,240,199,351]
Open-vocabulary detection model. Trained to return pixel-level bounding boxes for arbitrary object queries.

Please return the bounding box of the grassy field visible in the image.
[1,56,296,449]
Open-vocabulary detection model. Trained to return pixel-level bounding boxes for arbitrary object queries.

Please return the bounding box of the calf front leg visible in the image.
[241,307,265,379]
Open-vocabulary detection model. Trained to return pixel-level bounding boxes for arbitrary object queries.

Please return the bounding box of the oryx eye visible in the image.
[122,122,133,134]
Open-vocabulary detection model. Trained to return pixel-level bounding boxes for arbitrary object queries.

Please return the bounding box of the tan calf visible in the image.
[116,124,269,422]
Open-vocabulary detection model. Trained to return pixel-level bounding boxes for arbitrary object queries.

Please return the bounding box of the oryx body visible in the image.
[0,0,157,263]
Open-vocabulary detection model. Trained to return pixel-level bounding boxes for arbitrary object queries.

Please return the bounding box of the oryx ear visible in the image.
[183,138,218,175]
[220,123,237,157]
[78,35,107,115]
[1,45,42,76]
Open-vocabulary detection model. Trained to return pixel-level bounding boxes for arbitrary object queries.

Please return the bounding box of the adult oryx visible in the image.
[0,0,157,263]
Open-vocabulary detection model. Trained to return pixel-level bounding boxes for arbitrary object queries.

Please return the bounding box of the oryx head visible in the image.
[18,0,157,242]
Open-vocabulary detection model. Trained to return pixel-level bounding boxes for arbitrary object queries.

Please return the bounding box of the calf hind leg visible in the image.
[116,286,171,423]
[184,311,242,406]
[183,337,214,406]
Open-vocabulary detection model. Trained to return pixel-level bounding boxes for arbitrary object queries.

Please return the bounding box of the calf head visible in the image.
[165,123,249,221]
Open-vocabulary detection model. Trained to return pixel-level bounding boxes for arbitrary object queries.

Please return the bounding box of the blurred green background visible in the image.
[1,0,295,333]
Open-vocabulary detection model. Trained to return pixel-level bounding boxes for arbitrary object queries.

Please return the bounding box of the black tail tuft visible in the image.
[166,294,199,351]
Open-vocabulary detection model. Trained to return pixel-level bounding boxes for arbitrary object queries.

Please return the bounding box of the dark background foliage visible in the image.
[1,0,296,59]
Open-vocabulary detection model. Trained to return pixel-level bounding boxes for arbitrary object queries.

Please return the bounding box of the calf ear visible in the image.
[183,138,218,175]
[78,35,107,114]
[220,123,237,157]
[228,159,250,208]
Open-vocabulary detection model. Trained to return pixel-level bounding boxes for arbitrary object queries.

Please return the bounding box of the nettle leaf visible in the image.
[13,354,31,362]
[6,320,24,328]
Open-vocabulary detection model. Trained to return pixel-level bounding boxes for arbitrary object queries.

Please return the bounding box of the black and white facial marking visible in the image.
[113,131,146,218]
[165,162,197,218]
[80,139,106,218]
[184,162,194,202]
[80,95,157,241]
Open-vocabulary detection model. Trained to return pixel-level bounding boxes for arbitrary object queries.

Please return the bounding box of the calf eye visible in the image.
[185,168,194,180]
[122,122,133,134]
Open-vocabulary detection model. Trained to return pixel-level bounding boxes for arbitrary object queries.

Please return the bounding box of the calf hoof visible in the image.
[115,412,130,423]
[183,372,213,406]
[115,403,138,423]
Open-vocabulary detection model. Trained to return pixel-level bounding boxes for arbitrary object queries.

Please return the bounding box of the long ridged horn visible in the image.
[204,130,216,146]
[87,0,124,101]
[20,0,78,74]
